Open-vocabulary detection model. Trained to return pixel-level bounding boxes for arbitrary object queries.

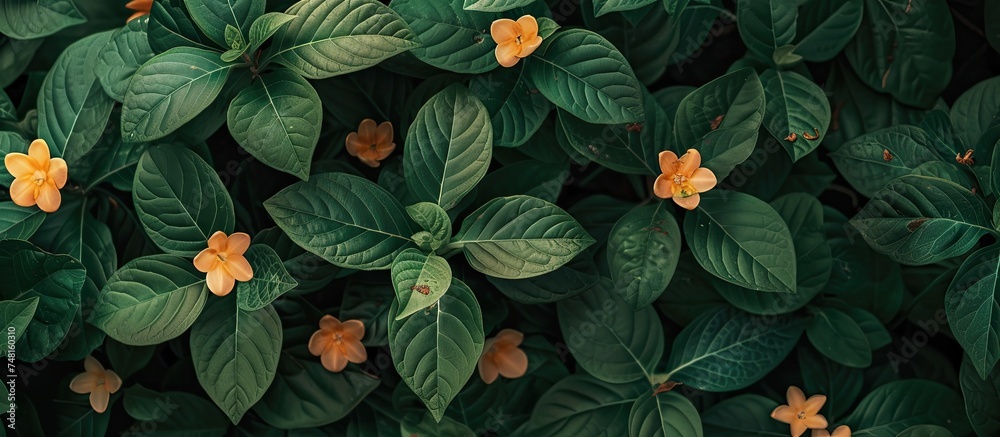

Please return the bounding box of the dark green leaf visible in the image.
[627,390,702,437]
[760,69,830,162]
[236,244,298,312]
[96,17,155,102]
[0,0,85,39]
[736,0,796,62]
[607,202,680,308]
[806,307,871,368]
[184,0,264,47]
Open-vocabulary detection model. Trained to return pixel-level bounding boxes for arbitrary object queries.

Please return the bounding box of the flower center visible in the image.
[333,332,344,344]
[796,411,806,420]
[515,35,522,45]
[672,174,686,185]
[216,253,227,263]
[369,143,378,151]
[32,170,46,186]
[96,378,105,387]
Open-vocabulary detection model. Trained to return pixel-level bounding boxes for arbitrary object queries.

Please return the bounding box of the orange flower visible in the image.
[126,0,151,22]
[490,16,543,68]
[308,315,367,372]
[4,139,67,213]
[812,426,851,437]
[478,329,528,384]
[771,386,829,437]
[345,119,395,168]
[69,356,122,414]
[193,231,253,297]
[653,149,717,210]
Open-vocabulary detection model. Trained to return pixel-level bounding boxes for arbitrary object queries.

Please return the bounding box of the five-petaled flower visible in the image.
[69,356,122,414]
[490,16,543,68]
[4,139,67,213]
[193,231,253,297]
[771,386,829,437]
[653,149,717,210]
[478,329,528,384]
[346,119,395,167]
[308,315,367,372]
[812,426,851,437]
[126,0,152,22]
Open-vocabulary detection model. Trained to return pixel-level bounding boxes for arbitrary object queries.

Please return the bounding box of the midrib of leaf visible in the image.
[0,209,43,234]
[696,206,793,291]
[259,75,303,174]
[533,46,637,118]
[594,313,652,382]
[663,321,775,380]
[268,203,413,242]
[266,34,413,64]
[52,79,101,157]
[438,101,462,206]
[130,60,233,131]
[146,158,208,241]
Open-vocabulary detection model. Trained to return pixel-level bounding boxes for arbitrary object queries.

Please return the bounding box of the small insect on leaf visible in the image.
[652,381,682,396]
[710,114,724,130]
[956,149,974,165]
[784,132,797,142]
[625,123,643,133]
[907,218,929,232]
[410,284,431,295]
[883,149,893,162]
[802,128,820,141]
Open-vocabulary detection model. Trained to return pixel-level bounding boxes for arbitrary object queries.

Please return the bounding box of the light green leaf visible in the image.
[607,203,681,309]
[760,69,830,162]
[0,202,45,240]
[794,0,863,62]
[0,0,85,39]
[527,28,644,124]
[627,390,702,437]
[806,307,871,368]
[405,202,451,251]
[123,385,230,434]
[90,254,207,345]
[227,68,321,180]
[236,245,297,312]
[224,24,245,50]
[391,0,498,73]
[468,63,551,148]
[183,0,264,48]
[265,0,418,79]
[133,145,235,256]
[556,278,664,383]
[454,196,595,279]
[519,374,644,436]
[0,297,39,342]
[404,84,492,210]
[462,0,535,12]
[849,175,993,265]
[122,47,238,142]
[38,31,115,161]
[265,172,416,270]
[388,278,484,422]
[391,248,453,320]
[190,297,282,424]
[960,355,1000,437]
[946,244,1000,379]
[684,191,797,293]
[660,305,805,391]
[247,12,295,52]
[96,17,156,102]
[593,0,658,16]
[829,125,940,198]
[736,0,797,62]
[843,380,968,436]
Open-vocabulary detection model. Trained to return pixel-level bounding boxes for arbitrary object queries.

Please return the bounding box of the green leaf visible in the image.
[462,0,535,12]
[236,244,298,312]
[806,307,871,368]
[90,254,207,345]
[849,175,992,265]
[404,84,492,210]
[227,68,321,180]
[960,355,1000,437]
[520,374,644,436]
[391,0,498,74]
[736,0,797,62]
[607,203,680,309]
[487,252,600,304]
[527,28,644,124]
[0,202,45,240]
[0,297,39,342]
[0,0,85,39]
[96,17,155,102]
[77,119,149,191]
[247,12,295,52]
[897,425,954,437]
[341,276,393,346]
[468,63,551,148]
[148,0,214,53]
[660,305,805,391]
[829,125,940,198]
[684,191,797,293]
[556,278,664,383]
[122,47,238,142]
[946,244,1000,379]
[254,353,380,428]
[123,385,230,434]
[952,75,1000,152]
[0,37,43,88]
[391,248,453,320]
[760,69,830,162]
[845,0,954,108]
[455,195,595,279]
[843,380,968,436]
[794,0,863,62]
[105,338,154,380]
[252,227,343,294]
[224,24,245,51]
[133,145,235,256]
[38,31,115,161]
[183,0,264,48]
[402,412,475,436]
[191,296,282,424]
[0,239,84,362]
[700,394,788,436]
[844,307,891,350]
[627,390,702,437]
[264,172,416,270]
[265,0,418,79]
[388,278,484,422]
[798,346,863,421]
[405,202,451,251]
[771,45,803,68]
[593,0,657,16]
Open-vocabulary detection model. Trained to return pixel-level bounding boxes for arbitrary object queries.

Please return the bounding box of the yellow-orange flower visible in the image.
[193,231,253,297]
[308,315,367,372]
[126,0,151,22]
[4,139,67,213]
[345,119,395,168]
[653,149,717,210]
[490,16,543,68]
[478,329,528,384]
[771,386,829,437]
[812,426,851,437]
[69,356,122,414]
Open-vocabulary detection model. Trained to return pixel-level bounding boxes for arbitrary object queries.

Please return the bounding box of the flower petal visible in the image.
[677,149,702,176]
[226,232,251,255]
[90,389,110,414]
[495,329,524,347]
[357,119,377,142]
[494,347,528,379]
[35,183,61,213]
[342,339,367,363]
[803,394,827,415]
[69,373,98,394]
[791,421,808,437]
[688,167,717,193]
[48,158,68,189]
[653,174,673,199]
[518,35,543,58]
[84,356,104,373]
[28,139,50,163]
[4,152,36,178]
[308,329,330,356]
[770,405,796,424]
[321,349,347,372]
[206,268,235,296]
[375,142,396,160]
[831,425,851,437]
[495,42,521,67]
[803,414,828,430]
[515,15,538,37]
[207,231,228,252]
[811,431,831,437]
[375,122,393,148]
[193,249,218,273]
[658,150,679,175]
[104,370,123,393]
[478,356,500,384]
[673,192,700,210]
[358,156,381,168]
[345,132,364,156]
[9,179,36,207]
[341,319,365,340]
[786,385,806,409]
[319,315,341,331]
[224,255,253,282]
[490,18,518,44]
